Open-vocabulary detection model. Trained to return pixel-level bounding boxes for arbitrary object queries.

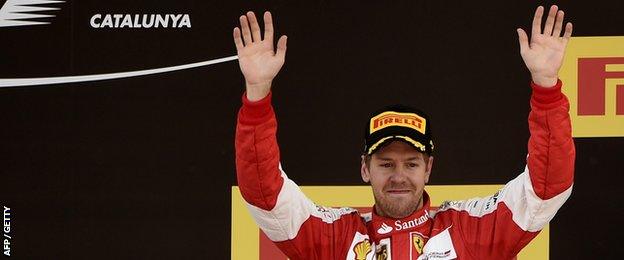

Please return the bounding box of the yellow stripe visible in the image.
[367,136,426,154]
[606,64,624,72]
[367,136,394,154]
[394,136,426,151]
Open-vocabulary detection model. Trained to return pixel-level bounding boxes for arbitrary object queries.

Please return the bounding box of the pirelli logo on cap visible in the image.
[370,111,426,135]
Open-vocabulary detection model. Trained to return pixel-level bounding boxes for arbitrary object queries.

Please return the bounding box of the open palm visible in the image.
[233,11,287,101]
[517,5,573,87]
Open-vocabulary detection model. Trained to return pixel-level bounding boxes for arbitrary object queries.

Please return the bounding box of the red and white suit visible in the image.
[235,81,574,260]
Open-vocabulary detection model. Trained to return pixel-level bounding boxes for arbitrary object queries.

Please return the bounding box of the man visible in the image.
[234,5,574,259]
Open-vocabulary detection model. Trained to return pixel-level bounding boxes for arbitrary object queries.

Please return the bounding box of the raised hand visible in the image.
[233,11,287,101]
[517,5,573,87]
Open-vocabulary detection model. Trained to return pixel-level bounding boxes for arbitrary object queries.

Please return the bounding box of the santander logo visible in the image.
[377,223,393,235]
[395,212,429,231]
[377,211,430,235]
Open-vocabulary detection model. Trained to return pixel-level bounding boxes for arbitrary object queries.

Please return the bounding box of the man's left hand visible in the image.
[517,5,573,87]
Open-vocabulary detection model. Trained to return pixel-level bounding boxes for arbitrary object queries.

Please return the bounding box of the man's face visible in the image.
[361,140,434,219]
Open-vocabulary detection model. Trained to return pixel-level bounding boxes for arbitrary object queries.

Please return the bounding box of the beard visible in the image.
[373,187,422,219]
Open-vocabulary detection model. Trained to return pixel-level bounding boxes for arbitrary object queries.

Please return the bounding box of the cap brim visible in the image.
[366,135,427,155]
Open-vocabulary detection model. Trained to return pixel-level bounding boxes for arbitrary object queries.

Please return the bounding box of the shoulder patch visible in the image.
[310,205,358,224]
[437,190,502,217]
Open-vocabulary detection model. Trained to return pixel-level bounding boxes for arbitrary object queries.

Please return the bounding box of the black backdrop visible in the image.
[1,0,623,259]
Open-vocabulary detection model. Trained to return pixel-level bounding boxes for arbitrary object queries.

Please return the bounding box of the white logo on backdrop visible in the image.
[0,0,64,27]
[90,14,191,28]
[0,56,239,88]
[0,1,226,88]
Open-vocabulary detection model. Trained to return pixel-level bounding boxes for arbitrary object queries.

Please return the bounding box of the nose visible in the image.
[388,167,409,183]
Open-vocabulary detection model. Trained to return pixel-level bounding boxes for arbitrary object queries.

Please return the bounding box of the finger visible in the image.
[240,15,253,45]
[562,22,573,41]
[531,6,544,36]
[543,5,559,36]
[264,12,274,47]
[517,28,530,54]
[247,11,262,42]
[275,35,288,60]
[552,10,564,37]
[233,27,244,50]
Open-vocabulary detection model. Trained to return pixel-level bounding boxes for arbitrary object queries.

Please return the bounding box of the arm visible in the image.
[439,5,575,259]
[233,12,363,259]
[233,10,286,210]
[518,5,575,200]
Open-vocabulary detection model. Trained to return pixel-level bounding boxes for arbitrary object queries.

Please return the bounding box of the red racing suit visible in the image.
[235,80,574,260]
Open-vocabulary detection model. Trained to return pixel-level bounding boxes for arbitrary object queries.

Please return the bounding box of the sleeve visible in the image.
[440,79,575,259]
[235,92,366,260]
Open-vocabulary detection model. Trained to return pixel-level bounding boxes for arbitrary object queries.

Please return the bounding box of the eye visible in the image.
[380,163,393,168]
[407,162,419,168]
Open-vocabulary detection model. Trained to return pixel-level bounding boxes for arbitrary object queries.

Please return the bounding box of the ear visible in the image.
[360,155,370,183]
[424,156,434,184]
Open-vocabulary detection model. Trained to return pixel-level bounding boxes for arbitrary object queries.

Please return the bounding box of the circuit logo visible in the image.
[0,0,224,88]
[0,0,64,27]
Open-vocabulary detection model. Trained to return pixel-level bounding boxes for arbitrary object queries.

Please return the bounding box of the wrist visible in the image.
[245,81,272,101]
[240,91,273,125]
[530,79,564,110]
[531,75,558,88]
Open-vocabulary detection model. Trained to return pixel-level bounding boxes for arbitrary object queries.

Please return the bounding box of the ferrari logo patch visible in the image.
[412,233,425,254]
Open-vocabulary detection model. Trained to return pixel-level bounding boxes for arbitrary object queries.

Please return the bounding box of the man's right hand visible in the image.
[233,11,288,101]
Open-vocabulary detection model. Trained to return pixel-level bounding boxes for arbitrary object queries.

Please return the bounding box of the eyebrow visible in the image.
[376,156,422,161]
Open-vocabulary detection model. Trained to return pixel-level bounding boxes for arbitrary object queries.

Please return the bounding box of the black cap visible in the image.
[363,105,434,155]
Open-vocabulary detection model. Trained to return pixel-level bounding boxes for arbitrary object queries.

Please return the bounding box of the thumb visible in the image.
[275,35,287,60]
[517,28,529,54]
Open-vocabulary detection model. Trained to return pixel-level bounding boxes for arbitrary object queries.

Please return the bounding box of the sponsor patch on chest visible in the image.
[349,226,457,259]
[418,227,457,260]
[346,232,374,260]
